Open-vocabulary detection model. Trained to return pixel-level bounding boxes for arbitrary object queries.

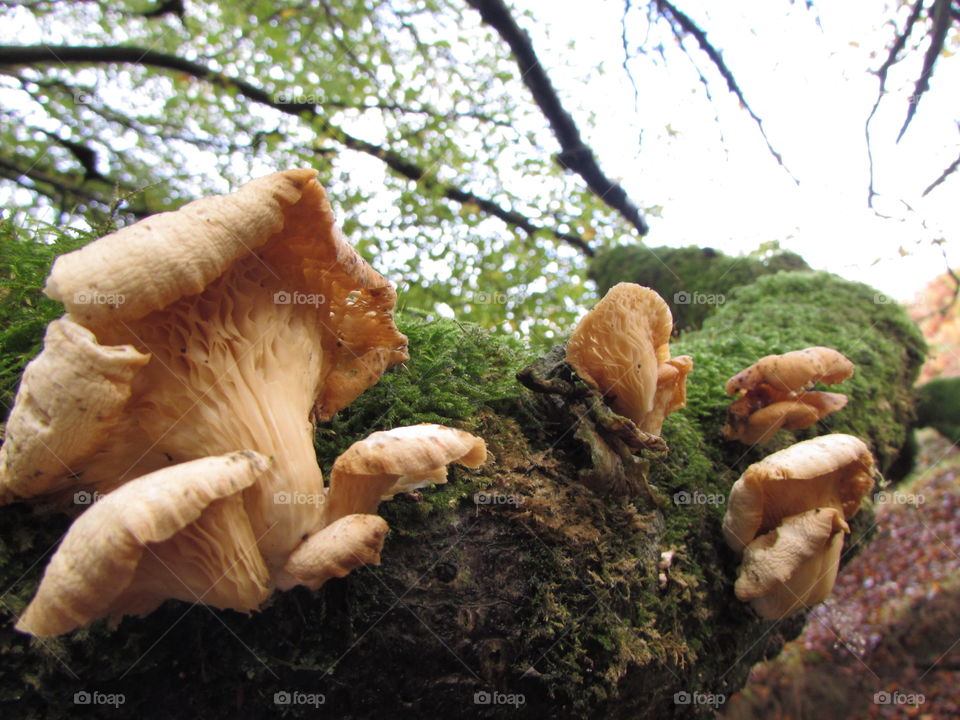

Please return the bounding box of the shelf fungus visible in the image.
[0,169,486,636]
[722,433,875,620]
[722,346,854,446]
[517,283,692,500]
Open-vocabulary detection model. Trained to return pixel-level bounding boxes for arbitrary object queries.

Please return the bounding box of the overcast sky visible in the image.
[523,0,959,301]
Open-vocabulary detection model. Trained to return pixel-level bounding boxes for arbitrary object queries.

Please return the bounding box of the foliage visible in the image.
[909,265,960,382]
[0,0,629,344]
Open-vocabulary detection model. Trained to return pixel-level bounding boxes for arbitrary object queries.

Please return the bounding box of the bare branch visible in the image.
[897,0,952,141]
[466,0,650,236]
[0,43,593,254]
[923,147,960,196]
[654,0,796,182]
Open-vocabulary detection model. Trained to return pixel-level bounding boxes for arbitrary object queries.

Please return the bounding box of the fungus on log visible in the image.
[0,170,487,636]
[723,433,876,619]
[722,346,854,445]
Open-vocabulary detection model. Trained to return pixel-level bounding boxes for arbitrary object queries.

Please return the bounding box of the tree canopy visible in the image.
[0,0,957,344]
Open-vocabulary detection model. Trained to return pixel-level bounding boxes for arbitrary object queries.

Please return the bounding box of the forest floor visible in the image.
[722,429,960,720]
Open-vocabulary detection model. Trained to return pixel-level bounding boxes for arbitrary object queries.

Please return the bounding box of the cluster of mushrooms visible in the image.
[0,169,486,637]
[0,168,877,638]
[557,284,873,621]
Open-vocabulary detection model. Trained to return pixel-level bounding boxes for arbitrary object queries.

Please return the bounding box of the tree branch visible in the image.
[923,147,960,196]
[465,0,650,237]
[0,156,151,218]
[654,0,796,182]
[0,43,593,255]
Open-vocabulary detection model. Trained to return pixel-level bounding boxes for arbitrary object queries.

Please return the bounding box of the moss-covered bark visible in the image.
[0,269,924,719]
[589,245,810,332]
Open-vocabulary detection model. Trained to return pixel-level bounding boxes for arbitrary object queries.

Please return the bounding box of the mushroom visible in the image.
[722,346,854,445]
[566,282,693,435]
[733,507,849,620]
[722,433,876,619]
[1,169,407,560]
[1,169,487,635]
[16,452,272,637]
[282,423,487,589]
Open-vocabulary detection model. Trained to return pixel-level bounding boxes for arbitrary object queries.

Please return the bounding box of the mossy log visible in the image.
[589,244,810,332]
[0,270,924,719]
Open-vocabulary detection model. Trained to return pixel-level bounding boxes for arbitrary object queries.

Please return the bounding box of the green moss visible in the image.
[0,220,92,420]
[588,244,809,332]
[313,316,529,463]
[672,270,926,474]
[916,376,960,443]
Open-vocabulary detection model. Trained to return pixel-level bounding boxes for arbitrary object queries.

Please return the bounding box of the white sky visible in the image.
[522,0,960,301]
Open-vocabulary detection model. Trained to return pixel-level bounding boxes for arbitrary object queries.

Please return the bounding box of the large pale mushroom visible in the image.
[566,282,693,436]
[1,169,487,636]
[16,452,272,637]
[722,433,876,619]
[722,346,854,445]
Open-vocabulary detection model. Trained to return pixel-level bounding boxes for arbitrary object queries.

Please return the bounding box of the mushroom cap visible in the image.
[722,433,875,553]
[0,318,149,503]
[725,346,854,395]
[565,282,682,429]
[16,452,271,637]
[640,354,694,435]
[734,507,849,620]
[723,391,849,446]
[282,513,388,590]
[324,424,488,519]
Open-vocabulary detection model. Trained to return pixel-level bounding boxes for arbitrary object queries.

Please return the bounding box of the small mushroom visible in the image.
[722,346,854,445]
[323,423,488,519]
[722,433,875,619]
[734,507,848,620]
[566,282,693,435]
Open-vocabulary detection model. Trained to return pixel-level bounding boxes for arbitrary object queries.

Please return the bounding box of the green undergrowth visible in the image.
[0,220,94,420]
